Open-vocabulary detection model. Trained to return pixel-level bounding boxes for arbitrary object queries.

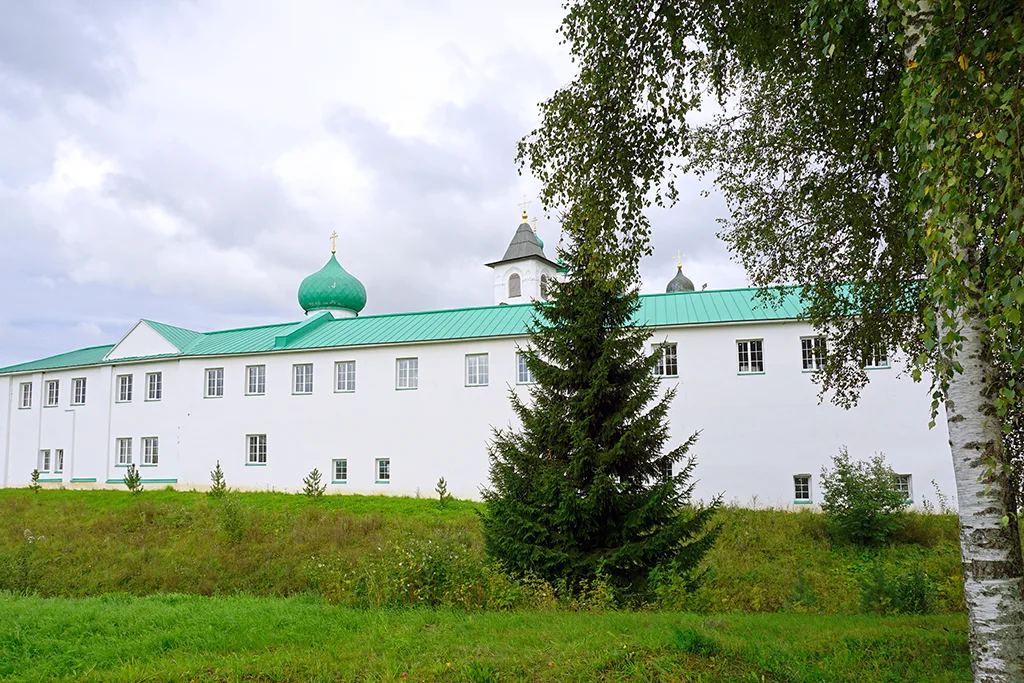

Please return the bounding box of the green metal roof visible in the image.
[0,287,805,375]
[143,320,203,352]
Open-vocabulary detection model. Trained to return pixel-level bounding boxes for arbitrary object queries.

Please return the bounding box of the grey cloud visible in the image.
[0,0,145,110]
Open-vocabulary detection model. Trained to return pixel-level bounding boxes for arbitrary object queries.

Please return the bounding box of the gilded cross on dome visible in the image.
[330,231,338,254]
[517,195,532,222]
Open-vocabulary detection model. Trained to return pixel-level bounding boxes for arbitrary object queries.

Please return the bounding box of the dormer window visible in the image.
[508,273,522,298]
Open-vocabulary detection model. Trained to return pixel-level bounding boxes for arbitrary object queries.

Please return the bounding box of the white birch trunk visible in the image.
[946,307,1024,682]
[904,3,1024,680]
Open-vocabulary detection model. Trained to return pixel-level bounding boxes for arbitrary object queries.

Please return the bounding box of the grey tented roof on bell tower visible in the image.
[485,219,558,268]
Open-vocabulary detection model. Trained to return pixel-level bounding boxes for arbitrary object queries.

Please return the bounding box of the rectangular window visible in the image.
[38,449,51,472]
[335,361,356,392]
[794,475,811,502]
[801,337,827,371]
[72,378,87,405]
[205,368,224,398]
[333,458,348,483]
[19,382,32,409]
[54,449,64,473]
[117,374,133,402]
[293,363,313,394]
[466,353,489,386]
[376,458,390,483]
[45,379,59,407]
[116,438,133,466]
[246,365,266,395]
[896,474,912,500]
[516,353,536,384]
[658,460,673,483]
[247,434,267,465]
[142,437,159,465]
[737,340,765,374]
[396,358,418,390]
[146,372,162,400]
[864,345,890,369]
[654,343,678,377]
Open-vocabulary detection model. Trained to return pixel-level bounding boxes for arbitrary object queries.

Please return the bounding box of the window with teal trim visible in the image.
[335,361,355,392]
[516,353,536,384]
[801,337,827,371]
[143,437,159,465]
[396,358,418,389]
[38,449,51,472]
[376,458,390,483]
[333,458,347,482]
[19,382,32,409]
[116,438,132,466]
[794,475,811,502]
[54,449,64,473]
[117,374,133,402]
[205,368,224,398]
[653,343,678,377]
[147,372,162,400]
[293,363,313,394]
[466,354,488,386]
[45,379,59,407]
[72,378,87,405]
[864,345,890,369]
[247,365,266,395]
[247,434,267,465]
[737,339,764,373]
[895,474,912,500]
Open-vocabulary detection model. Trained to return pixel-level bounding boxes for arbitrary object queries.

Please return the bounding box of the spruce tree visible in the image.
[482,214,719,595]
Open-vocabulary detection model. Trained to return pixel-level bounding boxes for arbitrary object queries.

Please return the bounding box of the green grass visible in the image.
[0,488,963,613]
[0,593,970,682]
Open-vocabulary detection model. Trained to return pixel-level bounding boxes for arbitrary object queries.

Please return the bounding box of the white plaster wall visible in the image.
[1,376,11,487]
[655,321,952,507]
[107,321,179,359]
[491,260,559,305]
[0,319,955,506]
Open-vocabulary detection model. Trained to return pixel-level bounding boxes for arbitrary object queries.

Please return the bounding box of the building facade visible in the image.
[0,217,954,506]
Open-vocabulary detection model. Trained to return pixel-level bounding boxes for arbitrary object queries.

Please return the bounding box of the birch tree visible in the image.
[519,0,1024,678]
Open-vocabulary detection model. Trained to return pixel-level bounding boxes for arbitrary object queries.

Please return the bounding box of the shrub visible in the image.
[304,532,557,611]
[435,477,452,509]
[302,468,326,499]
[859,559,937,615]
[123,464,143,495]
[217,495,251,544]
[820,448,909,545]
[209,461,228,498]
[29,470,41,493]
[670,627,720,656]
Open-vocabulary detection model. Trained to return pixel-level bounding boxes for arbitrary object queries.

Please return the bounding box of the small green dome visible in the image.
[297,254,366,314]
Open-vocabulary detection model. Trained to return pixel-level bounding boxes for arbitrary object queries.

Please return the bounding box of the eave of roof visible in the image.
[0,287,805,376]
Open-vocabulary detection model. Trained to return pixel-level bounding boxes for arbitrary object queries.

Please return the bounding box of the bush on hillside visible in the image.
[859,559,938,615]
[302,468,326,499]
[820,449,909,545]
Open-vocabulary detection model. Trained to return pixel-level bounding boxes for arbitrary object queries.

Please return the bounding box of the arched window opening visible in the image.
[508,273,522,298]
[540,274,551,299]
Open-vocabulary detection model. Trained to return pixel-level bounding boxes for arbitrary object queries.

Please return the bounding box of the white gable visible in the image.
[105,321,180,360]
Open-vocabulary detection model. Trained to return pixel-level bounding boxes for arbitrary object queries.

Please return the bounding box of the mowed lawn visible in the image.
[0,594,969,682]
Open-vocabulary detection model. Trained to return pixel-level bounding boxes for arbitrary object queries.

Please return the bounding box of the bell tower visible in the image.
[485,208,560,305]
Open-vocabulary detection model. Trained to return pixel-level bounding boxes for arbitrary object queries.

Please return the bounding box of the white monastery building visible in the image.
[0,215,954,505]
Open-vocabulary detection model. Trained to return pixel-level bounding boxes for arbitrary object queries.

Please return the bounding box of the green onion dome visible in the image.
[297,253,367,315]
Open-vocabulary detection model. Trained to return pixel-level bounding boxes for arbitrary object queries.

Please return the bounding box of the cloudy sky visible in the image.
[0,0,744,367]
